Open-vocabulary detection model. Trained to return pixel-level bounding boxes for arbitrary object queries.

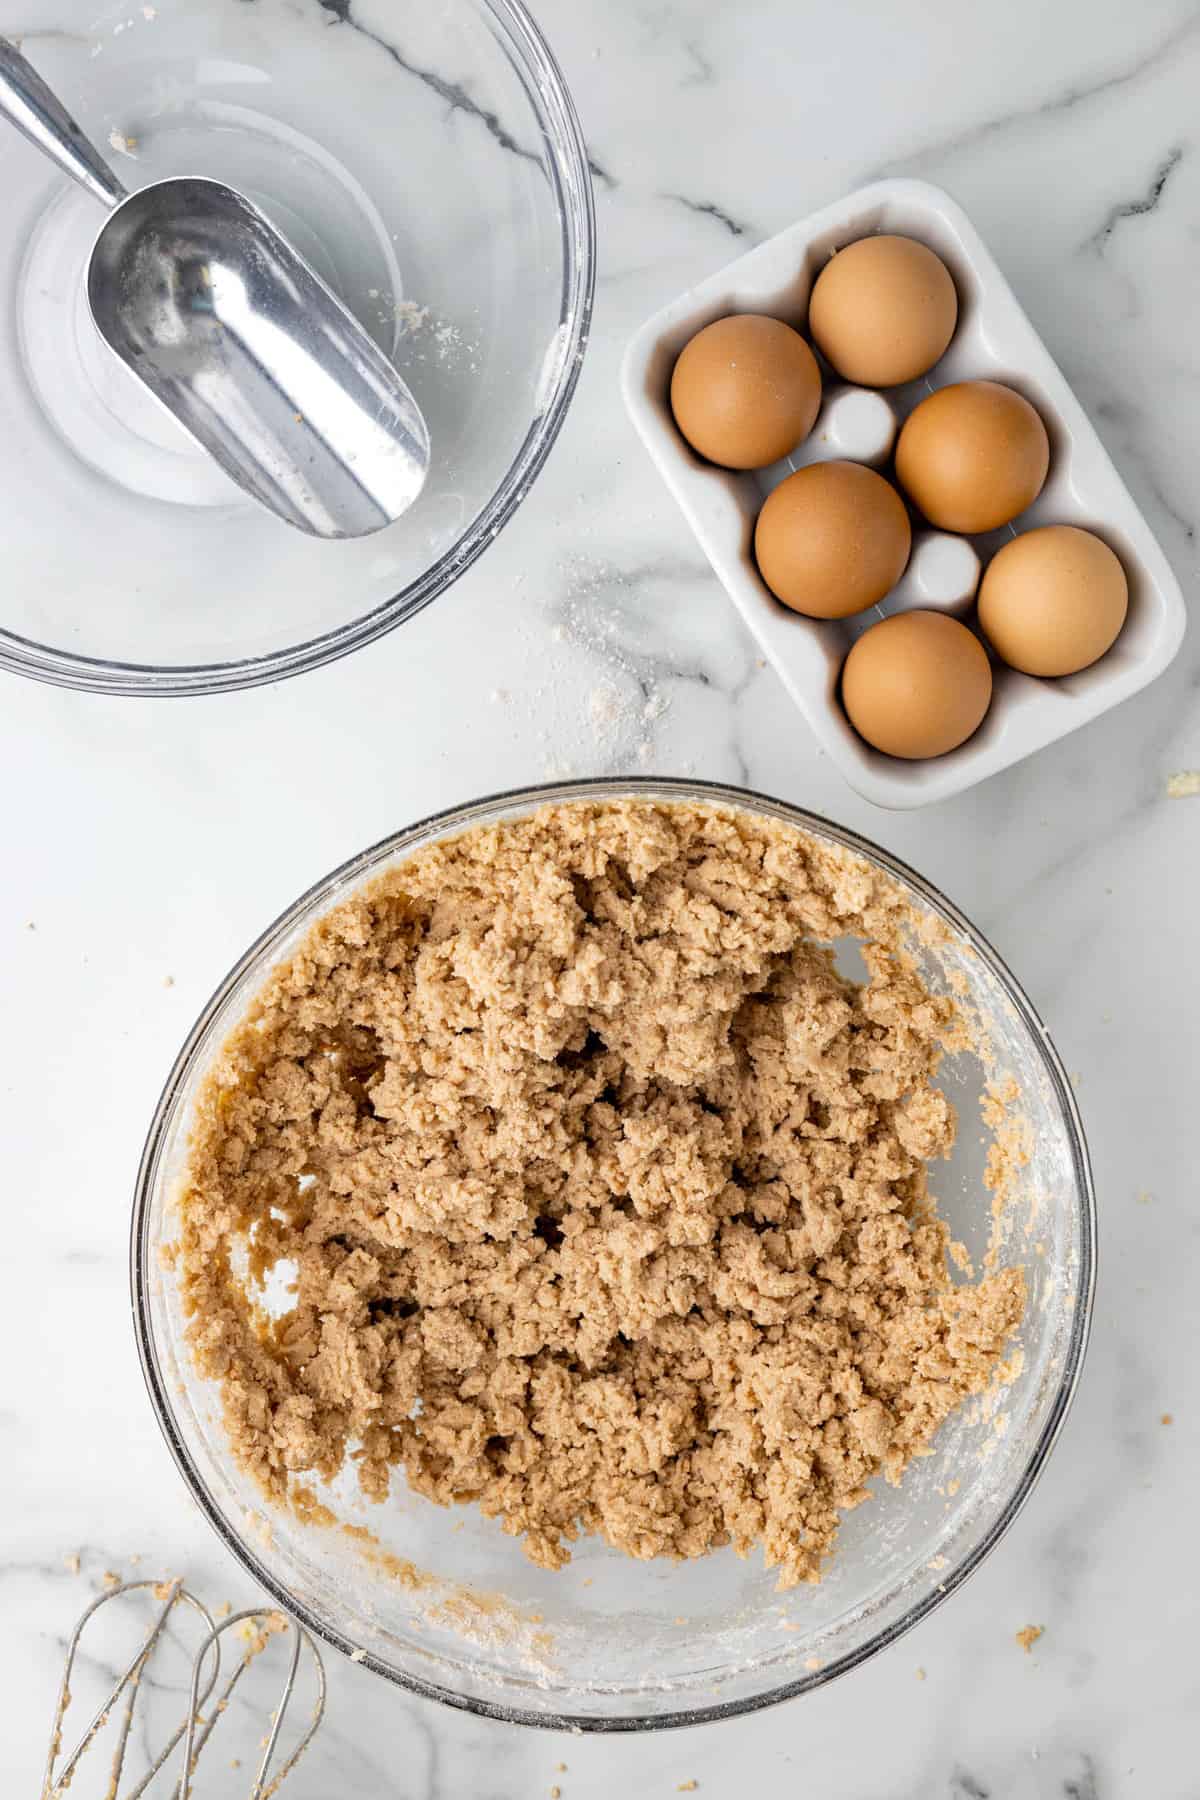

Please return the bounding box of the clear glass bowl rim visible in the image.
[1,0,596,697]
[131,776,1096,1731]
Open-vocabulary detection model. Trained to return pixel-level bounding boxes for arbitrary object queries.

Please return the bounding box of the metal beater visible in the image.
[41,1578,325,1799]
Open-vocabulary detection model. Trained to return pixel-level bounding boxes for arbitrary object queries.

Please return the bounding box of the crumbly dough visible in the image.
[172,800,1023,1588]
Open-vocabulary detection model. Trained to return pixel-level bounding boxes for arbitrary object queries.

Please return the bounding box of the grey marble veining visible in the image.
[317,0,543,163]
[3,0,1199,1794]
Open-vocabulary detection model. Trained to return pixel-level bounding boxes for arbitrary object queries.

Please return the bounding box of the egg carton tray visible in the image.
[621,177,1185,809]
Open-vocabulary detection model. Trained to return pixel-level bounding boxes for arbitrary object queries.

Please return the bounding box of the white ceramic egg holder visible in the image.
[622,178,1186,809]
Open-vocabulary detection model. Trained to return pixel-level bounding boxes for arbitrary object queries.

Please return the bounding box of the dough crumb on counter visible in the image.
[1166,770,1200,798]
[63,1551,80,1575]
[1016,1624,1044,1654]
[173,800,1025,1588]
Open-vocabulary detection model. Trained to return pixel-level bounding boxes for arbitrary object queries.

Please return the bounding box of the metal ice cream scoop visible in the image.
[0,37,430,539]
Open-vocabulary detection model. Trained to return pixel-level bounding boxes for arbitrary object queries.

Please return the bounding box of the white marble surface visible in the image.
[4,0,1200,1792]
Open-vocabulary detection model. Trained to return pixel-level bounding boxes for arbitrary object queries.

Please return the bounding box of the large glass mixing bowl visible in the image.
[133,779,1094,1729]
[0,0,593,693]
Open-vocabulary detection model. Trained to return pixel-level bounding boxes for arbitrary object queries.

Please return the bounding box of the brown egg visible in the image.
[978,525,1129,677]
[842,611,993,759]
[670,313,822,469]
[895,380,1050,532]
[755,461,911,618]
[808,235,958,387]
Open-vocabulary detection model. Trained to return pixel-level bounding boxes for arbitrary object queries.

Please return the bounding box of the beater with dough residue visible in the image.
[40,1578,324,1800]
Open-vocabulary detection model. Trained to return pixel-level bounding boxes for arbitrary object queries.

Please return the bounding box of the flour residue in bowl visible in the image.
[367,294,481,373]
[289,1485,560,1676]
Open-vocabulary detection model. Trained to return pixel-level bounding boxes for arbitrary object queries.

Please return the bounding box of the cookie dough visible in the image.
[172,800,1023,1587]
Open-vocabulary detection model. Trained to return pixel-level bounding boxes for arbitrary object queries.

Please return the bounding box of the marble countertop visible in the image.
[4,0,1199,1793]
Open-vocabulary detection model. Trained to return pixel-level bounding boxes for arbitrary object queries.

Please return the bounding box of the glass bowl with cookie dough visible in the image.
[133,778,1094,1729]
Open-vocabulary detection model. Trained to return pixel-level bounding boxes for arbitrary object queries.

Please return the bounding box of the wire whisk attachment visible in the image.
[42,1578,325,1799]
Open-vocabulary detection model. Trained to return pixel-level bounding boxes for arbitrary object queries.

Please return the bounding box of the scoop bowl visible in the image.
[87,175,430,539]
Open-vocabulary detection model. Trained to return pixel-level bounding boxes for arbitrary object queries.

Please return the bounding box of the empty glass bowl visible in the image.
[0,1,593,693]
[133,779,1094,1729]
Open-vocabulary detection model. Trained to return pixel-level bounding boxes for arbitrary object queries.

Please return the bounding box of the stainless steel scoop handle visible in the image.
[0,36,125,209]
